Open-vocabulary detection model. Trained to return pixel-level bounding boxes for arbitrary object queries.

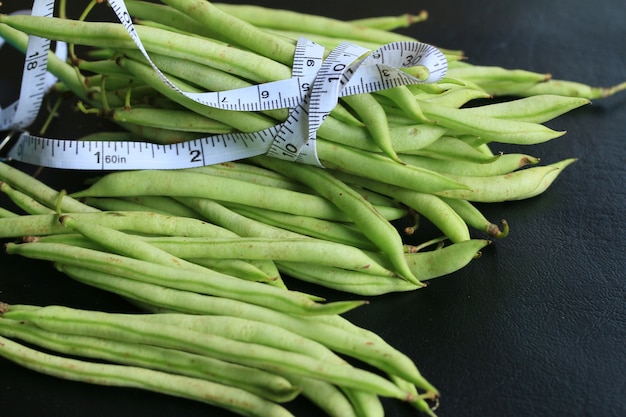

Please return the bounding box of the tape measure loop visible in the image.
[1,0,448,170]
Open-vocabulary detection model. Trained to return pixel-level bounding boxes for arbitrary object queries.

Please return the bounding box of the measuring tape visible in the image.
[0,0,448,170]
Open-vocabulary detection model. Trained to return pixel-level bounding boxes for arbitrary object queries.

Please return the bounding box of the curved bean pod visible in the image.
[332,171,470,243]
[224,202,379,250]
[418,100,566,145]
[316,141,469,194]
[435,159,577,202]
[254,157,423,285]
[440,197,509,238]
[460,95,590,123]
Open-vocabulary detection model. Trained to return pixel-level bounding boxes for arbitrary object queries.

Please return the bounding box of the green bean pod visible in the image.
[4,306,413,400]
[0,335,295,417]
[435,159,577,202]
[254,157,423,285]
[5,241,364,316]
[0,317,298,402]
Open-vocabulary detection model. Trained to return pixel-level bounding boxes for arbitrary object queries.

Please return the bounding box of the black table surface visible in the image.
[1,1,625,416]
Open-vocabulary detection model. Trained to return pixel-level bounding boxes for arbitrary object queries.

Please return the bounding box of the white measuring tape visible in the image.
[0,0,448,170]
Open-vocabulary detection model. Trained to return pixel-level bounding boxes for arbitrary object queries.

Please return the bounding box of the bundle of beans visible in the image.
[0,1,623,416]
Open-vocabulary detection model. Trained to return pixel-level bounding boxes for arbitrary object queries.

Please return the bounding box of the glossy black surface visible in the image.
[1,1,625,416]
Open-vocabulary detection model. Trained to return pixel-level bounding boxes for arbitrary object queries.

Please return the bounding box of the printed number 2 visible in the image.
[190,149,202,163]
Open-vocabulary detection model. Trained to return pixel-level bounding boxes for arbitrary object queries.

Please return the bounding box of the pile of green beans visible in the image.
[0,1,624,416]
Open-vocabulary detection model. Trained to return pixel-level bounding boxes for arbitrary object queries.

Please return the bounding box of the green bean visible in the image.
[212,2,415,45]
[177,197,304,239]
[102,106,235,134]
[53,263,436,395]
[316,140,470,194]
[119,48,288,122]
[518,79,626,99]
[440,197,508,237]
[420,86,492,108]
[125,0,217,39]
[162,0,296,65]
[0,211,231,239]
[114,121,207,144]
[0,162,97,213]
[0,22,89,100]
[58,215,216,274]
[224,203,379,250]
[406,136,496,162]
[6,241,363,315]
[350,11,428,30]
[341,94,402,162]
[71,169,355,221]
[0,14,291,83]
[375,86,431,123]
[446,63,550,84]
[514,158,578,199]
[186,258,277,283]
[254,156,422,285]
[435,159,577,202]
[141,235,396,276]
[331,171,470,243]
[400,239,490,280]
[188,162,309,192]
[117,57,278,133]
[5,306,412,400]
[287,375,358,417]
[342,388,385,417]
[121,196,203,218]
[276,262,420,295]
[0,317,298,402]
[0,335,295,417]
[318,119,448,153]
[30,231,276,283]
[418,100,566,145]
[0,207,19,218]
[399,153,540,177]
[460,95,590,123]
[80,196,193,218]
[0,181,55,215]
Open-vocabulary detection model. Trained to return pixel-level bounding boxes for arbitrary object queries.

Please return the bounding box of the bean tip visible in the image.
[0,302,10,314]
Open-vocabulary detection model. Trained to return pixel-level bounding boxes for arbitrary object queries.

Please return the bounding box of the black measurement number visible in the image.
[94,152,127,164]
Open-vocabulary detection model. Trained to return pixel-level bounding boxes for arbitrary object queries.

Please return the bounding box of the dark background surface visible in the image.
[1,0,625,416]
